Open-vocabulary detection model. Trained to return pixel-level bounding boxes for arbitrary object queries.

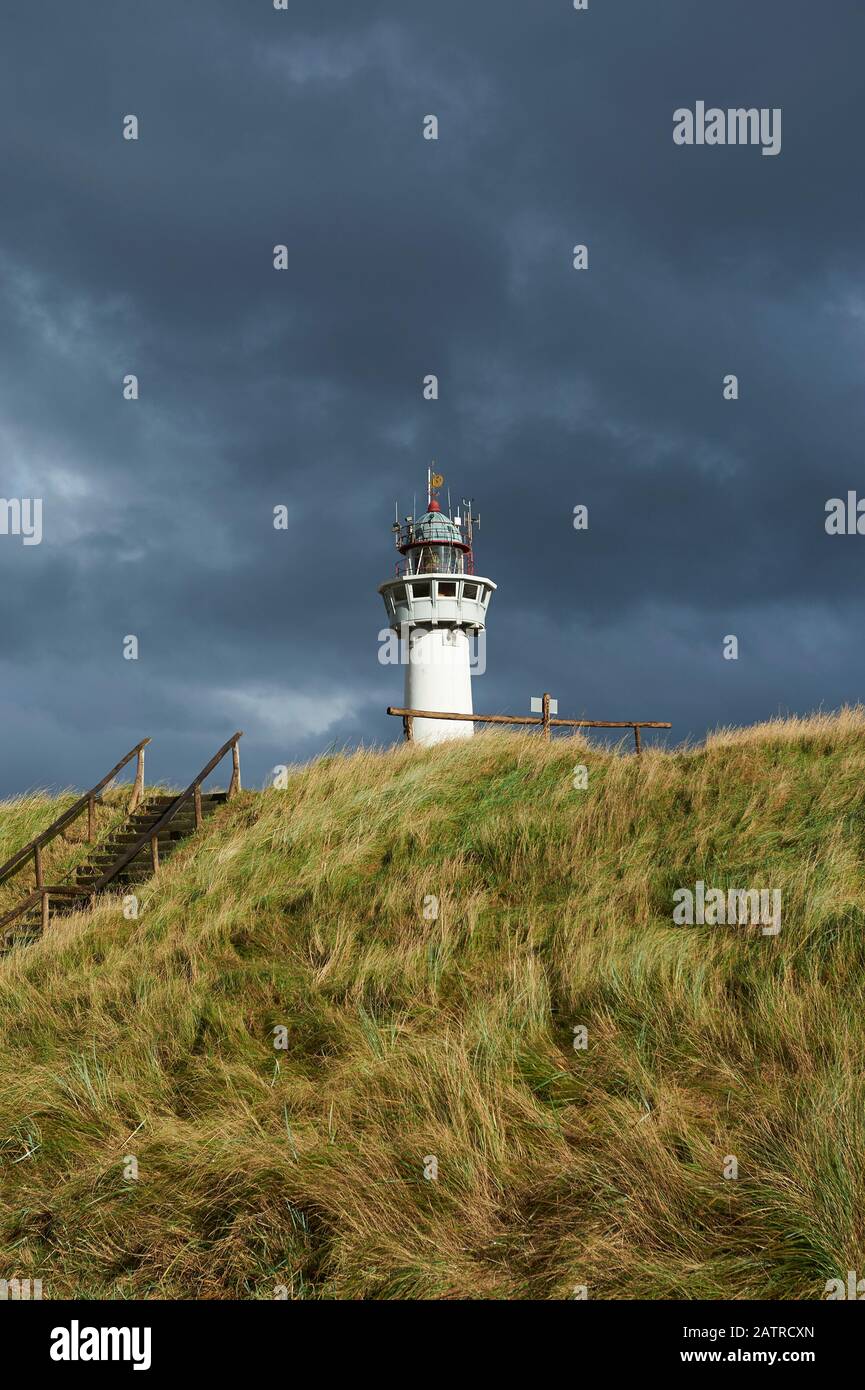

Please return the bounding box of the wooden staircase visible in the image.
[0,734,242,953]
[71,792,228,895]
[2,792,227,947]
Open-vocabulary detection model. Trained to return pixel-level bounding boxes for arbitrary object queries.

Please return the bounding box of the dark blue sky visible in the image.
[1,0,864,794]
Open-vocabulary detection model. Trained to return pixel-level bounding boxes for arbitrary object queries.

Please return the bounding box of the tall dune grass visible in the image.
[1,713,864,1298]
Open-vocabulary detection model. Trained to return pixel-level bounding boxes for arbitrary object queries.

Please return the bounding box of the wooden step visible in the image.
[105,827,192,844]
[87,839,183,861]
[139,793,225,810]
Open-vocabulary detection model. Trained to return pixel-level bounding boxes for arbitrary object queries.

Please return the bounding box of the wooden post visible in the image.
[87,795,95,842]
[542,692,551,742]
[403,715,414,743]
[634,725,641,756]
[129,746,145,812]
[34,844,43,891]
[150,834,159,872]
[41,891,49,933]
[194,783,203,829]
[229,742,241,798]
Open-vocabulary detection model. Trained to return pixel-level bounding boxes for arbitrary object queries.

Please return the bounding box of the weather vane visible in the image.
[428,464,444,500]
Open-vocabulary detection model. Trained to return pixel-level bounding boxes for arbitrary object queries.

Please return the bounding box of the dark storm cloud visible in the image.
[1,0,864,793]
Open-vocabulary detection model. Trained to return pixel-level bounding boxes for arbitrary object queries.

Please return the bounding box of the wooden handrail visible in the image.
[88,732,243,892]
[0,884,91,933]
[0,739,151,889]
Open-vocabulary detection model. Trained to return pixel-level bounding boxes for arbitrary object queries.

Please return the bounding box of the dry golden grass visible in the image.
[1,713,864,1299]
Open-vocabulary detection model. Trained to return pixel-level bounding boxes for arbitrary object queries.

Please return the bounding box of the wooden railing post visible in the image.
[129,746,146,812]
[150,835,159,873]
[403,715,414,743]
[229,741,241,798]
[542,693,551,742]
[41,891,49,934]
[34,844,43,891]
[87,795,95,842]
[194,783,203,829]
[634,725,642,755]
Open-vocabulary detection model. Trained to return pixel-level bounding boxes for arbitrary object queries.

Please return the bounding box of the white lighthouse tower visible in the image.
[379,470,496,746]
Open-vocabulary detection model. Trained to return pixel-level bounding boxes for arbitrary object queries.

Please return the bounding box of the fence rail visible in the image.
[387,694,670,753]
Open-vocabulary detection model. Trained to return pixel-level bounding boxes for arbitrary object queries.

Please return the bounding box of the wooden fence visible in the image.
[387,693,670,753]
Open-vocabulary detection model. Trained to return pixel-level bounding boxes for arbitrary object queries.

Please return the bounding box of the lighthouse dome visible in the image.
[411,504,461,545]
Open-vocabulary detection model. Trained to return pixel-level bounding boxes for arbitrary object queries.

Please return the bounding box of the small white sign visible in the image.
[531,697,558,714]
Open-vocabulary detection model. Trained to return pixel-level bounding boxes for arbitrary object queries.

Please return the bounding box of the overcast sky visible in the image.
[1,0,863,795]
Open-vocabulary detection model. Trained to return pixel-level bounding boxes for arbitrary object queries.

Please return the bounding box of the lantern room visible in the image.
[393,499,470,577]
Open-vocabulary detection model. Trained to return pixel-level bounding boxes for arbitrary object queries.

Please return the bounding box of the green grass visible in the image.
[1,710,864,1299]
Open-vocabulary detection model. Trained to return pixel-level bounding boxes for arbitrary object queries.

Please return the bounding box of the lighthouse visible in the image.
[379,470,496,745]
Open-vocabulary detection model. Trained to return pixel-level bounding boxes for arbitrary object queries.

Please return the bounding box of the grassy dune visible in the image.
[1,712,864,1299]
